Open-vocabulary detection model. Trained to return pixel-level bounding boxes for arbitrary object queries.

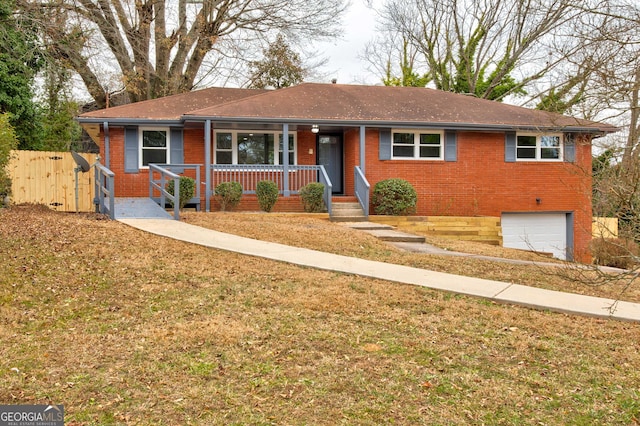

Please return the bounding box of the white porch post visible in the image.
[205,119,211,212]
[359,125,366,173]
[283,123,290,196]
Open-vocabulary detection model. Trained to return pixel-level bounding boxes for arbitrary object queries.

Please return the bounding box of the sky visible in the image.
[311,0,381,85]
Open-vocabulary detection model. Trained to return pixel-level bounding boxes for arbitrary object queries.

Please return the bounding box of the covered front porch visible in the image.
[146,161,370,220]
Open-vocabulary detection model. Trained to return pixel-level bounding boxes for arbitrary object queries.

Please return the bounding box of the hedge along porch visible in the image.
[77,83,618,262]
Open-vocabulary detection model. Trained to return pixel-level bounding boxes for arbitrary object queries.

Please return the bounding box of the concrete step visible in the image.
[332,202,362,210]
[331,216,369,223]
[344,222,395,231]
[330,201,366,222]
[332,208,364,217]
[367,229,426,243]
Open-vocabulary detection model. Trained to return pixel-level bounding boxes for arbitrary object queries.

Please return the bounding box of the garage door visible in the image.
[501,213,569,260]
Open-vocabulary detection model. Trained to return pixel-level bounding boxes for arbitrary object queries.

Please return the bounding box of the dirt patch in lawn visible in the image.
[1,205,639,425]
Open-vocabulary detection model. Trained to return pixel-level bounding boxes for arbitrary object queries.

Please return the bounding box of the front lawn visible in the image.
[1,205,638,425]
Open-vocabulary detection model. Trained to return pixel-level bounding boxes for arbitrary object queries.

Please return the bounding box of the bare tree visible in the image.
[366,0,618,102]
[19,0,348,107]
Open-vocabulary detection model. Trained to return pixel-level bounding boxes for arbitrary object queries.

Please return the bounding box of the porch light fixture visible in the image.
[311,124,319,134]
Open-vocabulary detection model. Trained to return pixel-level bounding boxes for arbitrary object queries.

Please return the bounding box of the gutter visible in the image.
[75,115,618,136]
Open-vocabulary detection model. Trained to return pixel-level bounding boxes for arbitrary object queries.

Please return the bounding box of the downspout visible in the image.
[205,119,211,212]
[283,123,290,196]
[359,125,366,173]
[103,121,110,168]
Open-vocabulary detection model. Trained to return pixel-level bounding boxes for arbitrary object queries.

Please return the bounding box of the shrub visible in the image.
[214,181,243,211]
[167,176,196,210]
[256,180,279,212]
[299,182,326,212]
[372,178,417,215]
[591,238,640,269]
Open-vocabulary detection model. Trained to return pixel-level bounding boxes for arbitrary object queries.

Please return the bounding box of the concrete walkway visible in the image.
[118,218,640,323]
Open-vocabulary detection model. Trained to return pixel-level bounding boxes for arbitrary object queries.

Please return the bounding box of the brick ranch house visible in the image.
[76,83,617,262]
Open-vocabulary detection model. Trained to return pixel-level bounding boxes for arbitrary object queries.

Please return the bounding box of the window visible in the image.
[215,133,233,164]
[238,133,275,164]
[516,134,562,161]
[392,130,443,159]
[140,128,169,167]
[214,131,296,165]
[279,134,295,165]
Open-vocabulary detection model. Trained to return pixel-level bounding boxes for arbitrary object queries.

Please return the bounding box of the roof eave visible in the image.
[183,115,617,134]
[75,117,184,126]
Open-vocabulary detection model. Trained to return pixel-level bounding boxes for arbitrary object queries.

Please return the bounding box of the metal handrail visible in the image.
[94,162,115,219]
[354,166,370,217]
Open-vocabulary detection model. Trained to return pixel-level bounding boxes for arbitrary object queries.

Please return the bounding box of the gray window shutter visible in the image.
[444,130,457,162]
[505,131,516,162]
[170,128,184,172]
[564,133,576,163]
[379,129,392,160]
[124,126,139,173]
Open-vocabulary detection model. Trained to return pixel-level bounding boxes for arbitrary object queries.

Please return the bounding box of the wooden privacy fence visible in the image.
[8,150,98,212]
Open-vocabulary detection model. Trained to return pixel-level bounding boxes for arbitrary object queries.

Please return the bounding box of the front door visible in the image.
[317,134,343,194]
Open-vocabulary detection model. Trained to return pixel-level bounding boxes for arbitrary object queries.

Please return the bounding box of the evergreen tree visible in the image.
[248,34,306,89]
[0,0,43,149]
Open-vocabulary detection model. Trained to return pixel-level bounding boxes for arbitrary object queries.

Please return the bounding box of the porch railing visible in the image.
[210,164,333,214]
[94,162,115,219]
[149,164,201,212]
[148,164,182,220]
[318,166,333,216]
[354,166,370,217]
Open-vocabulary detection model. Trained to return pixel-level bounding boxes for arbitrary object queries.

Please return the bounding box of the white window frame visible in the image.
[391,129,444,160]
[213,130,297,165]
[516,133,563,162]
[139,127,170,169]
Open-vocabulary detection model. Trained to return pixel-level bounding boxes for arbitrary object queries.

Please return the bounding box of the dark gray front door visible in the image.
[317,134,343,194]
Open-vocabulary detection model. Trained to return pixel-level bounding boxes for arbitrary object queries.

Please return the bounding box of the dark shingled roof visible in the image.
[185,83,617,133]
[78,83,618,134]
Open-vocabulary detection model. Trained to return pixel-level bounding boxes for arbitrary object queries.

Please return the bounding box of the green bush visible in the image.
[256,180,279,212]
[372,178,417,215]
[299,182,326,212]
[215,181,243,211]
[167,176,196,210]
[0,113,18,203]
[591,238,639,269]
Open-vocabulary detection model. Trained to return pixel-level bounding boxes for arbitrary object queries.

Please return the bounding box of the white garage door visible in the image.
[501,213,568,260]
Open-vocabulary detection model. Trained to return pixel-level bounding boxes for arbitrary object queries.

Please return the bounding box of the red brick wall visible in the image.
[361,129,593,261]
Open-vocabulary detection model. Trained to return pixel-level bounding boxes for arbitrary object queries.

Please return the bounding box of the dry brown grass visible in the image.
[1,205,639,425]
[182,212,640,303]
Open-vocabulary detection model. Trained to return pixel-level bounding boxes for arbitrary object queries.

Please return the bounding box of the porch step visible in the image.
[330,201,367,222]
